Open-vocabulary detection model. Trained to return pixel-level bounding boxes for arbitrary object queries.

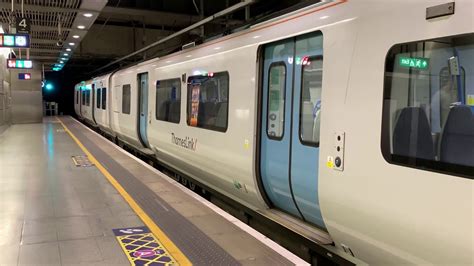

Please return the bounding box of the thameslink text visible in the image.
[171,133,197,151]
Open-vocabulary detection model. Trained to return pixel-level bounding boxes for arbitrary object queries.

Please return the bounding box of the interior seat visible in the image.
[440,105,474,166]
[392,107,435,160]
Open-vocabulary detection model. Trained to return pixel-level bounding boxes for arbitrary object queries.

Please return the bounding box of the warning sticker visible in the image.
[113,226,177,266]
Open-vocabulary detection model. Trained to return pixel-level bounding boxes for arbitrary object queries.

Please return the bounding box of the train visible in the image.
[74,0,474,264]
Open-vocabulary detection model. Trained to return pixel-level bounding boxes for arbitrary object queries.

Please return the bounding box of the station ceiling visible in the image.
[0,0,315,75]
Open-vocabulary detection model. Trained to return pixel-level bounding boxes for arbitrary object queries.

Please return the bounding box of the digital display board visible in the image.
[18,73,31,80]
[0,34,30,48]
[7,59,33,69]
[399,56,429,70]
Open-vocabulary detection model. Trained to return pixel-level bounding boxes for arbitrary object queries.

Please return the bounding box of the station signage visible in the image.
[0,33,30,48]
[18,73,31,80]
[399,56,429,70]
[7,59,33,69]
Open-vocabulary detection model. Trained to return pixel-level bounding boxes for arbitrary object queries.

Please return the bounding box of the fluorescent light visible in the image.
[66,48,71,51]
[63,53,69,56]
[77,25,86,30]
[185,55,192,58]
[60,61,64,64]
[83,13,93,18]
[214,47,221,50]
[61,58,67,60]
[253,35,261,39]
[69,43,75,46]
[320,16,329,20]
[72,35,80,39]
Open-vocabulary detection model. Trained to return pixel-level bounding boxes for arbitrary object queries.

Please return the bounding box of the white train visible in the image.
[74,0,474,264]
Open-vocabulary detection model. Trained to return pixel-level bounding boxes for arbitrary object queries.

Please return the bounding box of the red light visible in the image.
[301,56,310,66]
[208,72,214,77]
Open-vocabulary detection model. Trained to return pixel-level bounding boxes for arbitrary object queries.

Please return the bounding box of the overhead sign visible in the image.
[0,34,30,48]
[18,73,31,80]
[7,59,32,69]
[399,56,429,70]
[16,17,31,34]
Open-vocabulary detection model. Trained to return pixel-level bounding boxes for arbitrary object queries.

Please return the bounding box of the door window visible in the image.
[267,63,286,139]
[300,56,323,145]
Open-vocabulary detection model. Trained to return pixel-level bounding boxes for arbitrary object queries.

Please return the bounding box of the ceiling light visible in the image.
[77,25,86,30]
[63,53,69,56]
[320,16,329,20]
[166,60,172,63]
[66,48,71,51]
[72,35,80,39]
[61,58,67,60]
[60,61,64,64]
[185,55,192,58]
[83,13,93,18]
[214,47,221,50]
[69,42,75,46]
[253,35,261,39]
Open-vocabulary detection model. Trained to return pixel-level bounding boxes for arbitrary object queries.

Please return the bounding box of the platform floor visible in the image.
[0,116,307,265]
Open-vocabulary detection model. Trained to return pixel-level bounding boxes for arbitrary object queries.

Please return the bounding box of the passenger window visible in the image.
[86,90,90,106]
[382,33,474,178]
[156,78,181,123]
[101,88,107,110]
[300,56,323,145]
[187,72,229,132]
[267,63,286,139]
[82,91,85,105]
[96,88,101,109]
[122,84,131,114]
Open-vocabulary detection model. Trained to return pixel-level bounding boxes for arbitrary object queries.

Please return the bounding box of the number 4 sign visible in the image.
[16,17,31,34]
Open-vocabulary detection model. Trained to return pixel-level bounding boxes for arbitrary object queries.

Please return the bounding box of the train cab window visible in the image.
[300,56,323,145]
[122,84,131,114]
[156,78,181,123]
[267,63,286,139]
[96,88,101,109]
[382,33,474,178]
[101,88,107,110]
[187,72,229,132]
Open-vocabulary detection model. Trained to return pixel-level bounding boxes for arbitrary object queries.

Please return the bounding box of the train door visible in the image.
[91,83,96,123]
[259,31,326,229]
[137,72,149,147]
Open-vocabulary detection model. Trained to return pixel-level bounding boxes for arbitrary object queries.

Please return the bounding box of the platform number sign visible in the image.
[16,17,31,34]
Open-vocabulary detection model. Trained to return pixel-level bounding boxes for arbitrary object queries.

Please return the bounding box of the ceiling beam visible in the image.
[0,2,98,14]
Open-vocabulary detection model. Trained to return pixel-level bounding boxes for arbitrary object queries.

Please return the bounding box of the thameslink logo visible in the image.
[171,133,197,151]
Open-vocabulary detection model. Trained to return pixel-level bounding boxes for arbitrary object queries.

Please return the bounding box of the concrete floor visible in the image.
[0,117,304,266]
[0,120,138,265]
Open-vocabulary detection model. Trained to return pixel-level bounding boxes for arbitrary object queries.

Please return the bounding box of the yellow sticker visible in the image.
[327,156,334,169]
[468,95,474,106]
[244,139,250,149]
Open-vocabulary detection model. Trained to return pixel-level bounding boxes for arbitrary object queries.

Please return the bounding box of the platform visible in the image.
[0,116,307,265]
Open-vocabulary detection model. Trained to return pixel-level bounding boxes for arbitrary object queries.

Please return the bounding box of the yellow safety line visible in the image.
[56,117,192,266]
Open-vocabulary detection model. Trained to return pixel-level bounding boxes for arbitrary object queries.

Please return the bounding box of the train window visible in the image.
[81,91,85,105]
[267,63,286,139]
[122,84,131,114]
[156,78,181,123]
[86,90,90,106]
[381,33,474,178]
[299,56,323,146]
[187,72,229,132]
[101,88,107,110]
[96,88,101,109]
